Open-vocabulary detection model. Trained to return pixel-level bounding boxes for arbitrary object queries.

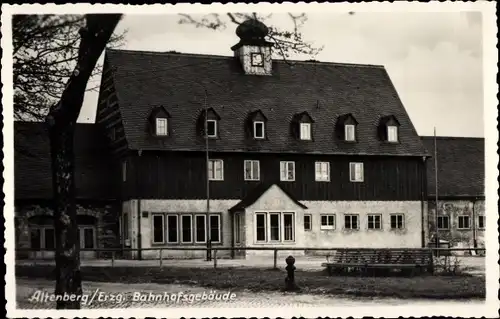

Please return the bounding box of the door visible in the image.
[78,227,97,259]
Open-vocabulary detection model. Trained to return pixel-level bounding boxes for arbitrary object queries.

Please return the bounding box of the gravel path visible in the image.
[16,278,483,309]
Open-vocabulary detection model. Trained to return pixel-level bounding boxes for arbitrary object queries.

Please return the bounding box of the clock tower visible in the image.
[231,19,274,76]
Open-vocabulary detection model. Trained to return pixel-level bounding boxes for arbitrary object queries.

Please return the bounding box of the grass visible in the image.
[15,265,485,300]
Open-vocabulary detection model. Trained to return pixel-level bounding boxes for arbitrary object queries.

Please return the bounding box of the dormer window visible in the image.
[198,107,221,139]
[387,125,398,142]
[336,113,358,142]
[148,106,171,137]
[206,120,217,138]
[156,118,168,136]
[345,124,356,141]
[254,121,265,139]
[378,115,401,143]
[251,53,264,67]
[292,111,314,141]
[300,123,311,140]
[246,110,267,140]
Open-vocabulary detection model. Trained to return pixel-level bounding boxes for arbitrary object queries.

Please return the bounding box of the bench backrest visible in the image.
[330,249,432,265]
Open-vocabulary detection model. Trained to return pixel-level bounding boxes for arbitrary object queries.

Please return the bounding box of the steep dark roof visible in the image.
[421,136,484,198]
[229,182,308,213]
[14,122,117,200]
[105,49,427,157]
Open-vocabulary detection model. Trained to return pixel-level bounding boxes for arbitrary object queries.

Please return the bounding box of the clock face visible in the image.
[251,53,264,66]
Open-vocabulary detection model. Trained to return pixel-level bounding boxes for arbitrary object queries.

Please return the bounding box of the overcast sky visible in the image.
[78,11,484,137]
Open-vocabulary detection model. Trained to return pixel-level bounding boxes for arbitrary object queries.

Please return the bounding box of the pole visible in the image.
[204,89,211,261]
[434,127,439,250]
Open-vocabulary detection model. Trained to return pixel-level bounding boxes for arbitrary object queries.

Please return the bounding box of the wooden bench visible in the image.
[321,248,433,276]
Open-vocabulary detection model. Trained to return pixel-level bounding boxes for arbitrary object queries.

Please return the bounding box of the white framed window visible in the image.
[344,214,359,230]
[367,214,382,230]
[194,215,206,243]
[30,227,56,250]
[181,215,193,243]
[255,213,267,242]
[234,213,241,244]
[300,123,311,140]
[209,214,221,243]
[349,162,364,182]
[269,213,281,241]
[315,161,330,182]
[206,119,217,138]
[122,161,127,182]
[390,214,405,229]
[251,53,264,66]
[458,215,471,229]
[387,125,398,142]
[437,216,450,230]
[283,213,295,241]
[244,160,260,181]
[345,124,356,141]
[156,118,168,136]
[166,214,178,243]
[280,161,295,181]
[208,159,224,181]
[478,215,485,229]
[152,214,165,244]
[320,214,335,230]
[304,214,312,231]
[253,121,265,139]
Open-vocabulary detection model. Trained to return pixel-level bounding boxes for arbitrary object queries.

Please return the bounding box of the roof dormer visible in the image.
[336,113,358,142]
[231,19,273,76]
[148,106,171,137]
[246,110,268,140]
[378,115,400,143]
[292,111,314,141]
[197,107,221,139]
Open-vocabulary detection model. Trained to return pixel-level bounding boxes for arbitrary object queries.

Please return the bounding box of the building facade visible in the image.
[421,137,485,252]
[13,20,485,260]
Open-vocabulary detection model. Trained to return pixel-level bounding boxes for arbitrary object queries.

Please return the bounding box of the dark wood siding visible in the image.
[125,151,425,201]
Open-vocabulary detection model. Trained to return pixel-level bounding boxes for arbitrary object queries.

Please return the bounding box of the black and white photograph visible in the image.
[2,2,498,318]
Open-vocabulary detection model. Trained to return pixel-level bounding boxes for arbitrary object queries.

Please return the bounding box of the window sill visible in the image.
[350,180,364,183]
[320,228,335,231]
[244,179,261,182]
[367,228,383,231]
[457,228,471,231]
[280,180,296,182]
[315,180,330,182]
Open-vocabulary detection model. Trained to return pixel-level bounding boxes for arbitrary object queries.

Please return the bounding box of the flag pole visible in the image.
[434,127,439,250]
[204,89,211,261]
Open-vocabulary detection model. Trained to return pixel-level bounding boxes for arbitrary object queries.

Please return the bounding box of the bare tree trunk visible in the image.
[46,14,121,309]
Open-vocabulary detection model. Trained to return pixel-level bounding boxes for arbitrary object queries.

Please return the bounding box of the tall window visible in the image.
[234,214,241,244]
[349,162,364,182]
[283,213,294,241]
[166,215,178,243]
[244,160,260,181]
[30,228,41,250]
[81,227,95,249]
[390,214,404,229]
[300,123,311,140]
[206,119,217,137]
[478,215,485,229]
[344,214,359,230]
[304,214,312,231]
[315,162,330,181]
[387,126,398,142]
[280,161,295,181]
[210,215,221,243]
[458,215,471,229]
[270,213,280,241]
[253,121,265,139]
[152,214,165,244]
[320,214,335,230]
[367,214,382,230]
[122,212,129,240]
[256,213,267,242]
[44,228,56,250]
[437,216,450,230]
[195,215,206,243]
[345,124,356,141]
[181,215,193,243]
[208,159,224,181]
[156,118,168,136]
